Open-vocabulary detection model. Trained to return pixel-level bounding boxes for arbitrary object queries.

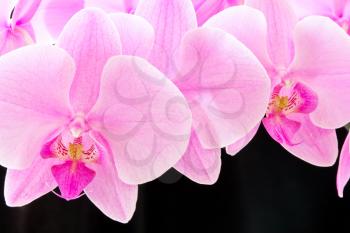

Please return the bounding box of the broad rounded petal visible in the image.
[246,0,297,68]
[0,45,75,169]
[267,114,338,167]
[88,56,192,184]
[204,5,274,72]
[175,27,270,148]
[109,13,154,58]
[58,8,121,113]
[337,133,350,197]
[174,131,221,185]
[226,124,259,156]
[289,16,350,129]
[11,0,41,26]
[0,27,34,55]
[31,0,84,41]
[4,156,57,206]
[135,0,197,79]
[85,135,137,223]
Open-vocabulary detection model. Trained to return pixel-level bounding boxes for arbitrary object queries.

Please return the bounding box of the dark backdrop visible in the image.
[1,127,349,233]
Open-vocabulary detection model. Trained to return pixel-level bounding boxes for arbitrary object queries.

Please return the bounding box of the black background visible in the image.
[1,127,350,233]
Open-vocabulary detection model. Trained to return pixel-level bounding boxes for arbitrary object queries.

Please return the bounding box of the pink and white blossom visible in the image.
[135,0,271,184]
[1,8,193,222]
[206,0,350,166]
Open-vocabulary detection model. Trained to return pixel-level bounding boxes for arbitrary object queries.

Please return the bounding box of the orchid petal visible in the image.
[52,161,95,200]
[0,27,34,55]
[175,27,270,148]
[0,45,75,169]
[85,134,137,223]
[204,5,274,73]
[85,0,138,13]
[192,0,225,25]
[246,0,297,69]
[11,0,41,26]
[4,156,57,206]
[174,131,221,185]
[226,124,259,156]
[58,8,121,114]
[265,114,338,167]
[109,13,154,58]
[263,115,301,146]
[289,0,335,18]
[337,133,350,197]
[135,0,197,79]
[289,16,350,129]
[31,0,84,41]
[88,56,192,185]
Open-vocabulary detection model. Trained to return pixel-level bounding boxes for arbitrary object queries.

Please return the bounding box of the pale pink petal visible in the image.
[192,0,225,25]
[88,56,192,185]
[31,0,84,40]
[85,134,137,223]
[333,0,348,16]
[263,115,301,146]
[0,45,75,169]
[175,27,270,148]
[246,0,297,68]
[58,8,121,114]
[109,13,154,58]
[85,0,138,13]
[0,0,16,27]
[11,0,41,26]
[289,0,335,18]
[226,124,259,156]
[0,27,34,55]
[135,0,197,79]
[268,114,338,167]
[4,156,57,206]
[289,16,350,129]
[52,161,95,200]
[204,5,274,73]
[174,131,221,185]
[337,133,350,197]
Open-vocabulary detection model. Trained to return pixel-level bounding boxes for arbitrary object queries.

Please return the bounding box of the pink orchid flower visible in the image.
[0,0,41,55]
[206,0,350,166]
[290,0,350,33]
[0,8,192,222]
[134,0,271,184]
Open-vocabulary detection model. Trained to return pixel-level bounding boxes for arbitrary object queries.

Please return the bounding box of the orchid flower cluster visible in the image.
[0,0,350,223]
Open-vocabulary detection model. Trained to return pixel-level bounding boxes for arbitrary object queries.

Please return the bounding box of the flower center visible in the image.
[41,120,100,201]
[274,96,289,112]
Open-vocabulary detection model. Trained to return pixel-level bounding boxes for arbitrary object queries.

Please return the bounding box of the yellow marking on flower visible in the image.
[274,96,289,112]
[68,143,83,161]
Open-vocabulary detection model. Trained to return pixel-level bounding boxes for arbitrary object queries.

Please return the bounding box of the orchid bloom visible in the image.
[0,0,41,55]
[134,0,271,184]
[290,0,350,34]
[0,8,192,222]
[206,0,350,166]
